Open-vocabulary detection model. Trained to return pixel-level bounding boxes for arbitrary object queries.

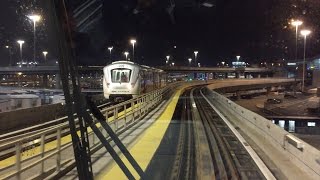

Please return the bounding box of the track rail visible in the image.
[169,89,195,179]
[192,87,267,179]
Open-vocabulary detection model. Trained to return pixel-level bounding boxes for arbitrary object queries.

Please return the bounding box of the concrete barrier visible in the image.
[207,89,320,179]
[0,103,65,134]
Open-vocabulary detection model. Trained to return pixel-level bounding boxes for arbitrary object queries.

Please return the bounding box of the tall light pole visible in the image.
[130,39,136,62]
[42,51,48,63]
[124,51,129,60]
[236,55,240,62]
[301,29,311,92]
[194,51,198,66]
[28,15,41,64]
[291,20,303,94]
[108,47,113,62]
[5,45,12,66]
[291,20,303,61]
[17,40,25,64]
[166,55,170,66]
[188,58,192,66]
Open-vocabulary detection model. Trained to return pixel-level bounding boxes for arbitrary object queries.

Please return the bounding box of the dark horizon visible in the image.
[0,0,319,67]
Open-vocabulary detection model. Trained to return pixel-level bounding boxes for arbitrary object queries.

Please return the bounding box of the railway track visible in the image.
[193,87,266,179]
[170,87,268,179]
[169,89,195,179]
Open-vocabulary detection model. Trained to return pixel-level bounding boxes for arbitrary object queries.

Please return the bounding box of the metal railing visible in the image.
[0,85,172,180]
[207,89,320,179]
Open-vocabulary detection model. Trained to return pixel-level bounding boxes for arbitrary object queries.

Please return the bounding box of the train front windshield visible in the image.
[111,69,132,83]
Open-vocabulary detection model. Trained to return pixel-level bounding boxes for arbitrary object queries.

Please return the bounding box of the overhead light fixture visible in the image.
[202,2,214,7]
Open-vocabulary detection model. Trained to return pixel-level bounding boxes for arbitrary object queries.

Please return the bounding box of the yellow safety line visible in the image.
[0,86,181,179]
[96,86,186,180]
[0,103,142,177]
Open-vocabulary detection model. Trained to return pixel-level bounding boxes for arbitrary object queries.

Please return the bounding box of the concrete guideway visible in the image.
[94,82,283,179]
[198,88,275,179]
[205,88,320,179]
[0,78,302,179]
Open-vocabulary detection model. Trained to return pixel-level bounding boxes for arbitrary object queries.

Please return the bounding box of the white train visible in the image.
[103,61,167,102]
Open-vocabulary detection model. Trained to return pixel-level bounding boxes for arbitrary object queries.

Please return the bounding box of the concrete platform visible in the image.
[64,86,185,179]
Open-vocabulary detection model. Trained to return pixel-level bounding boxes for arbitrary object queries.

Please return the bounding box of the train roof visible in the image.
[111,60,135,65]
[107,61,164,72]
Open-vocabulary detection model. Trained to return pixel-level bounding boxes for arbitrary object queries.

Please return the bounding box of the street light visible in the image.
[108,47,113,62]
[194,51,198,66]
[291,20,303,62]
[188,58,192,66]
[236,55,240,61]
[172,62,175,66]
[42,51,48,63]
[5,45,12,66]
[165,55,170,66]
[17,40,25,64]
[28,14,41,64]
[124,51,129,60]
[300,29,311,92]
[130,39,136,62]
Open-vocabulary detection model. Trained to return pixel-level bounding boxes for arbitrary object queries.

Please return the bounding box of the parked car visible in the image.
[266,98,282,104]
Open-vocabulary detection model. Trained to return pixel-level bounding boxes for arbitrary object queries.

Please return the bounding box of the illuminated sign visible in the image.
[287,63,297,66]
[232,62,246,66]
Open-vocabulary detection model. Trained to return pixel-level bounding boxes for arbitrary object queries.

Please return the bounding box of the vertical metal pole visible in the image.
[294,25,298,95]
[33,21,36,64]
[92,130,95,144]
[132,44,135,62]
[56,128,61,172]
[295,25,298,63]
[19,44,23,64]
[302,36,306,92]
[40,134,45,174]
[141,98,144,116]
[144,97,146,115]
[115,107,118,131]
[146,95,149,110]
[106,110,109,122]
[131,101,135,122]
[124,104,127,128]
[139,99,142,118]
[16,143,22,180]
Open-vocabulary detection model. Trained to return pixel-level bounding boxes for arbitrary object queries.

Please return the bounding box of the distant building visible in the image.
[0,94,41,112]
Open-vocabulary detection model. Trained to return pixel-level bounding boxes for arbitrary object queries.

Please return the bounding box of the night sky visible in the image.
[0,0,319,66]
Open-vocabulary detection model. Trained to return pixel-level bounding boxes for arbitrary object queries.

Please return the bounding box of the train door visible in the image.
[140,70,146,93]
